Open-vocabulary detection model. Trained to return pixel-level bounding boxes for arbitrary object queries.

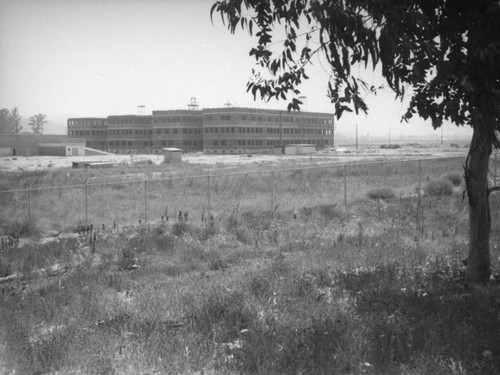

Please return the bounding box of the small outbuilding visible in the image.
[0,147,14,156]
[163,147,183,163]
[284,144,316,155]
[39,143,86,156]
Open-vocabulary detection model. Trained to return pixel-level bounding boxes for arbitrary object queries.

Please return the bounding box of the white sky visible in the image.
[0,0,472,139]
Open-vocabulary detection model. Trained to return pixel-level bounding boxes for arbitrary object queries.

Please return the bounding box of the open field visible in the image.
[0,144,467,172]
[1,148,500,374]
[0,145,470,235]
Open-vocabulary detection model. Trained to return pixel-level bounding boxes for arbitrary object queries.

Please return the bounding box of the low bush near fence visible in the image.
[425,179,454,196]
[442,171,463,186]
[367,187,396,201]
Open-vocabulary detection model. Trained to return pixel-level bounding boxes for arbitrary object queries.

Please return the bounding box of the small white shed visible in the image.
[163,147,183,163]
[284,144,316,155]
[296,144,316,154]
[39,143,85,156]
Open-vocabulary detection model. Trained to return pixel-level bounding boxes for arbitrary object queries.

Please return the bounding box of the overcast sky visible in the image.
[0,0,471,139]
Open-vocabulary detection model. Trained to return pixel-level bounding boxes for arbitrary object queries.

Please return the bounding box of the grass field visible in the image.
[1,153,500,374]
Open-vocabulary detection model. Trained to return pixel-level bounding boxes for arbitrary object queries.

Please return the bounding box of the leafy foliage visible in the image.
[425,179,454,196]
[211,0,500,138]
[28,113,47,135]
[0,107,22,134]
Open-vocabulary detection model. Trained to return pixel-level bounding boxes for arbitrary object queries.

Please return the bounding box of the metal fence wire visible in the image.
[0,155,488,235]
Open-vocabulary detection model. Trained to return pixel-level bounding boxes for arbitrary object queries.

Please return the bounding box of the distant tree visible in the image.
[212,0,500,282]
[9,107,22,134]
[0,107,22,134]
[29,113,47,135]
[0,108,10,134]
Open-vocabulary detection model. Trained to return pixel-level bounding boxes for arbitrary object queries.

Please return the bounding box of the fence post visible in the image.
[85,171,88,225]
[417,159,422,243]
[144,180,148,223]
[270,168,274,211]
[27,188,31,225]
[344,164,347,205]
[208,168,211,213]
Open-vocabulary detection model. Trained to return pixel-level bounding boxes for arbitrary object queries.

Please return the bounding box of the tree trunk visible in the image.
[464,126,492,282]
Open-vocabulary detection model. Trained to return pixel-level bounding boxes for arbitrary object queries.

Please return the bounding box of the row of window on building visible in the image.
[205,114,333,124]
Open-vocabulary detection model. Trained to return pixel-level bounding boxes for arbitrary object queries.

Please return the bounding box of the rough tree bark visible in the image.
[464,125,492,282]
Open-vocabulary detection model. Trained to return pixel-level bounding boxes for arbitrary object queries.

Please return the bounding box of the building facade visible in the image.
[202,107,333,153]
[106,115,153,153]
[67,118,107,149]
[67,107,333,154]
[152,110,203,152]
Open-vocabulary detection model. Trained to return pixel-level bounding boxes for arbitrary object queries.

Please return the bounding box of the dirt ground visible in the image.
[0,147,466,173]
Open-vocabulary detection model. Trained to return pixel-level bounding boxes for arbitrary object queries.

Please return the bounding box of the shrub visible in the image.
[2,219,39,238]
[249,274,272,299]
[0,258,12,277]
[442,172,462,186]
[199,219,219,240]
[171,221,192,237]
[118,247,137,270]
[425,179,453,196]
[367,187,396,201]
[235,225,252,244]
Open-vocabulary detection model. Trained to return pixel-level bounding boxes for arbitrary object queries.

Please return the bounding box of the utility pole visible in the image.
[355,123,358,152]
[332,114,335,149]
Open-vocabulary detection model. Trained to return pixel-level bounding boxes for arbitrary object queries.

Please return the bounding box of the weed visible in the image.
[234,225,252,244]
[118,247,138,270]
[425,178,454,196]
[249,274,272,299]
[443,171,463,186]
[0,258,12,277]
[209,257,227,271]
[200,219,219,240]
[171,221,192,237]
[186,290,253,343]
[367,187,396,201]
[1,219,39,238]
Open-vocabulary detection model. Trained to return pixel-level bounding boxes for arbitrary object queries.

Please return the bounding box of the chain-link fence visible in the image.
[0,155,479,236]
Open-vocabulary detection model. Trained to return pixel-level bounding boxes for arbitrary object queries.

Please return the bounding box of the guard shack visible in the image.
[163,147,183,163]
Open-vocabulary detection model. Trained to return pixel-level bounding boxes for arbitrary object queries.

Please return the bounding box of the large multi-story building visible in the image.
[152,110,203,152]
[67,105,334,154]
[202,107,333,153]
[106,115,153,153]
[67,118,107,149]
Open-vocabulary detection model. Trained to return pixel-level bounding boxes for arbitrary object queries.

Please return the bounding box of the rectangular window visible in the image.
[221,140,226,146]
[173,129,178,134]
[213,140,218,146]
